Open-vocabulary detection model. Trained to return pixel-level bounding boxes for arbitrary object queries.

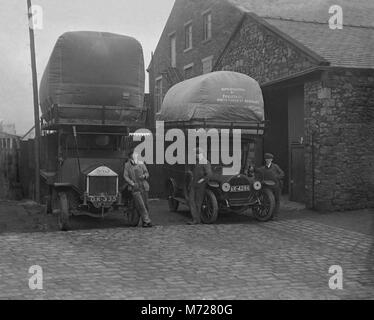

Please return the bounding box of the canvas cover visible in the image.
[157,71,264,124]
[39,31,145,117]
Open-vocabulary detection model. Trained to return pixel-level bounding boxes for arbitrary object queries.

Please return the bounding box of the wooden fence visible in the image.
[0,136,22,200]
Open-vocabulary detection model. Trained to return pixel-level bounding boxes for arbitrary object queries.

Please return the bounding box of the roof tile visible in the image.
[229,0,374,27]
[227,0,374,68]
[264,18,374,68]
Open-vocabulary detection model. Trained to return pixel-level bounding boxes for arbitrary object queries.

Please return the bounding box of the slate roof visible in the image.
[228,0,374,27]
[265,18,374,68]
[228,0,374,68]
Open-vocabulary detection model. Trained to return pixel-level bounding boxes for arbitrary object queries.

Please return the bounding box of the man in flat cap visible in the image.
[259,153,284,218]
[186,147,213,225]
[123,148,152,227]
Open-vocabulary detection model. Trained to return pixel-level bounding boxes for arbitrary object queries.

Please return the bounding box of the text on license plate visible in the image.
[230,185,250,192]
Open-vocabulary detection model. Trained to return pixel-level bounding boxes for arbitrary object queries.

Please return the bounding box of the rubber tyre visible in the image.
[252,188,275,222]
[201,189,219,224]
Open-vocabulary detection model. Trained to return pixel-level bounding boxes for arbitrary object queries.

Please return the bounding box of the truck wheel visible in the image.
[252,188,275,222]
[167,181,179,212]
[201,189,218,224]
[57,192,70,231]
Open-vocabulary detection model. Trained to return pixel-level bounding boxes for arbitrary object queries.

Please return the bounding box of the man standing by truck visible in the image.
[123,149,152,227]
[259,153,284,218]
[246,152,284,218]
[186,147,213,225]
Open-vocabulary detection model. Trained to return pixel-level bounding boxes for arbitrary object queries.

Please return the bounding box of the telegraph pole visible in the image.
[27,0,41,203]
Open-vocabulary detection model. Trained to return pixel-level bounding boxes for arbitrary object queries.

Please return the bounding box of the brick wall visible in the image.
[304,69,374,211]
[148,0,243,126]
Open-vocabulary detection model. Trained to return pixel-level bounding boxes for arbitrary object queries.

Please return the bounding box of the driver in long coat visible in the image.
[186,147,212,225]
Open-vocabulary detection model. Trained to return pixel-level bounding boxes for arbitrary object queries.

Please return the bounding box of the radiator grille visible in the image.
[89,176,117,195]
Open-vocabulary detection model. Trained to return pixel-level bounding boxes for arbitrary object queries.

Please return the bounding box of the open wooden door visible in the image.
[290,143,305,203]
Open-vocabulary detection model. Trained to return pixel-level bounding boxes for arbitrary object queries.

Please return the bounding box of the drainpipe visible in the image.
[311,130,317,209]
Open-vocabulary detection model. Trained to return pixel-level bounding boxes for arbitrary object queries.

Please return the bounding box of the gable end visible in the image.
[214,13,330,84]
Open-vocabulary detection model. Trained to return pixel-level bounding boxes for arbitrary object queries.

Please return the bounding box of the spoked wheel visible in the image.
[167,182,179,212]
[252,188,275,222]
[201,189,218,224]
[57,192,71,231]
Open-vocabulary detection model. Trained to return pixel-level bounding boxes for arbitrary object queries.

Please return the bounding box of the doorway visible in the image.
[263,84,306,203]
[288,85,305,202]
[263,88,289,193]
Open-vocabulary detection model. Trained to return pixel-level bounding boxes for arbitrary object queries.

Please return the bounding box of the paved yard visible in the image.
[0,200,373,299]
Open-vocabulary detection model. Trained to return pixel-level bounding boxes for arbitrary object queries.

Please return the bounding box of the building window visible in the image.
[184,63,194,79]
[169,33,176,68]
[202,55,213,74]
[155,76,163,113]
[202,10,212,41]
[184,22,193,51]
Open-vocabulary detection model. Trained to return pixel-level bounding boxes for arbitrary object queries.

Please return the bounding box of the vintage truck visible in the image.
[38,31,147,230]
[157,71,276,223]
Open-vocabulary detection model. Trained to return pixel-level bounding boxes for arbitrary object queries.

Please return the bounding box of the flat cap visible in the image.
[264,153,274,159]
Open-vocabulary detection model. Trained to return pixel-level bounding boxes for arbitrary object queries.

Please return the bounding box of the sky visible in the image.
[0,0,175,135]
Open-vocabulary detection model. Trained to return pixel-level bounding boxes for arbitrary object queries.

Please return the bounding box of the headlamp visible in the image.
[222,182,231,192]
[253,181,262,191]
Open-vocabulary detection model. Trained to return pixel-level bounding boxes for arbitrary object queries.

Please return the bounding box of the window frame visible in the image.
[168,31,177,68]
[183,63,194,80]
[184,20,193,52]
[155,76,163,113]
[202,55,214,74]
[202,9,212,42]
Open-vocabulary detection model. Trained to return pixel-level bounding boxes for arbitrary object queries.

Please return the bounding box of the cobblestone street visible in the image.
[0,200,373,300]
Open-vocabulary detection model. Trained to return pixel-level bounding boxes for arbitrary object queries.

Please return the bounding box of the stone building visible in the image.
[148,0,374,211]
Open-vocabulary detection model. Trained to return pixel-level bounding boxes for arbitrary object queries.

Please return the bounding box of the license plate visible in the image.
[89,195,117,202]
[230,185,250,192]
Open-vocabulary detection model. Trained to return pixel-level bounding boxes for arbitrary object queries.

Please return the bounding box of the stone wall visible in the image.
[150,7,374,210]
[304,69,374,211]
[215,14,374,211]
[215,16,317,84]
